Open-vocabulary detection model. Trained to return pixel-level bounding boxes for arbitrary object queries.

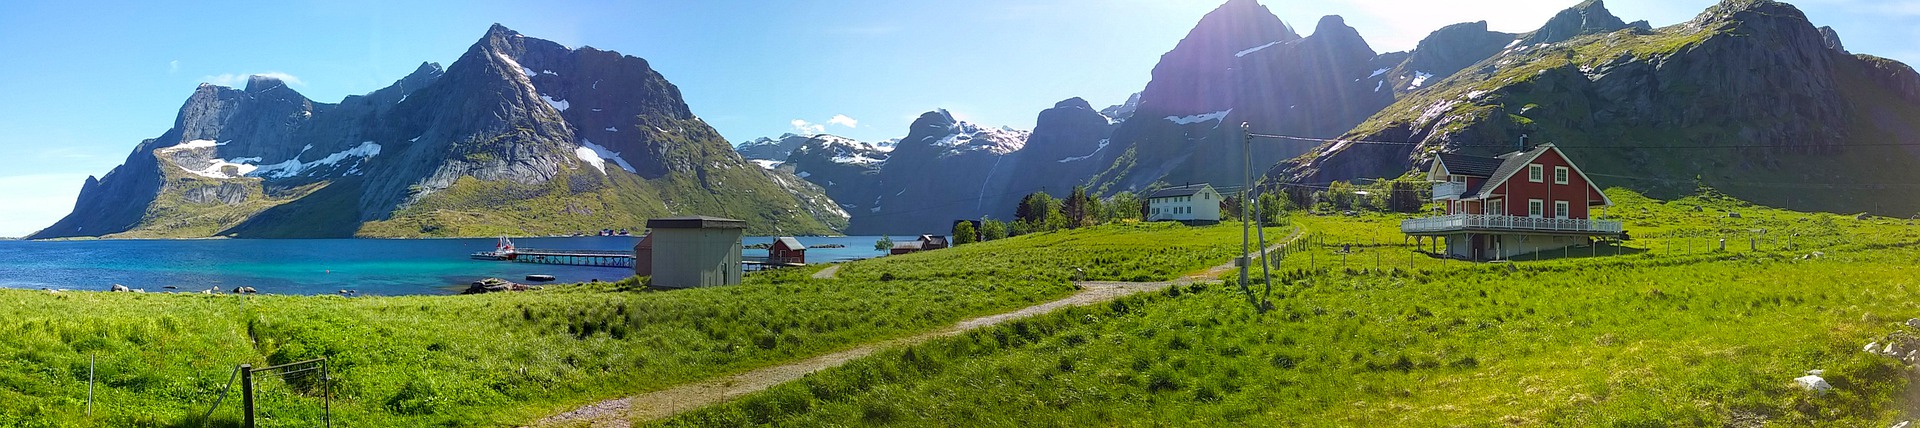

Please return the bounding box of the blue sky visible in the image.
[0,0,1915,237]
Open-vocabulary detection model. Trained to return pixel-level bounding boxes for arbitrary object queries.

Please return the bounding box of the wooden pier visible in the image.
[482,249,805,270]
[511,249,635,268]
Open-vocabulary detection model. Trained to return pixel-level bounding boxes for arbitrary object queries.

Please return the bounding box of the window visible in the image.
[1528,164,1543,182]
[1528,199,1543,218]
[1554,201,1570,219]
[1554,166,1569,185]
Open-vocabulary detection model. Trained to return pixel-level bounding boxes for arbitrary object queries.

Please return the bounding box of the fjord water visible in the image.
[0,236,894,295]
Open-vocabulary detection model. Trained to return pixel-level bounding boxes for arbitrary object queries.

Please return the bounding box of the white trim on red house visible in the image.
[1471,144,1614,207]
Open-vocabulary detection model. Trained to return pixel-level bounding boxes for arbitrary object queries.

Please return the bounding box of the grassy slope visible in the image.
[100,168,317,239]
[0,222,1257,427]
[357,165,842,238]
[840,222,1289,283]
[657,189,1920,427]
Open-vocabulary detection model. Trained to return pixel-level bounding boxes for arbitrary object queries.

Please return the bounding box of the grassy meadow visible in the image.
[655,189,1920,427]
[0,221,1262,427]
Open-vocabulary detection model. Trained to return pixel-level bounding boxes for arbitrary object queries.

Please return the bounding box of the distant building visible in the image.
[634,216,745,288]
[1146,183,1223,224]
[769,237,807,265]
[1404,143,1622,261]
[889,234,950,255]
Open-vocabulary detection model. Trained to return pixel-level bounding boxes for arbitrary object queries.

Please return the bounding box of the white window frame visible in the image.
[1528,164,1544,183]
[1528,199,1544,218]
[1488,198,1504,216]
[1554,200,1569,219]
[1553,166,1569,185]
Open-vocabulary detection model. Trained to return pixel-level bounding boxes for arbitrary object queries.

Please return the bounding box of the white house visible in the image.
[1146,183,1222,224]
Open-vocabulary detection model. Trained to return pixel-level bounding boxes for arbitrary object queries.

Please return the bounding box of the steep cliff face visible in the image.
[33,25,845,239]
[1283,0,1920,216]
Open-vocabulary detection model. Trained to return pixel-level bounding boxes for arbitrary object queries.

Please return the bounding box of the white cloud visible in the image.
[790,119,825,135]
[168,60,180,74]
[199,72,306,88]
[0,174,90,238]
[828,114,858,128]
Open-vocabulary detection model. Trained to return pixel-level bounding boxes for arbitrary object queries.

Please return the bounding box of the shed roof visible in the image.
[1435,153,1504,177]
[775,237,806,250]
[1148,183,1214,199]
[646,216,747,229]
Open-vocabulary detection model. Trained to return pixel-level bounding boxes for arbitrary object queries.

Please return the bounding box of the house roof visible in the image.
[1464,144,1614,206]
[1435,153,1504,177]
[775,237,806,250]
[646,215,747,229]
[919,234,949,246]
[1148,184,1214,199]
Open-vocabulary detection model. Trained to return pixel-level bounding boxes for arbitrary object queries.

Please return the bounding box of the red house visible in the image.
[1403,143,1622,261]
[769,237,806,265]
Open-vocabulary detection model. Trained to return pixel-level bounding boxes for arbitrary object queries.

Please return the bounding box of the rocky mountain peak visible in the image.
[1404,21,1516,80]
[243,75,290,93]
[1819,26,1846,54]
[1055,97,1093,110]
[1519,0,1629,45]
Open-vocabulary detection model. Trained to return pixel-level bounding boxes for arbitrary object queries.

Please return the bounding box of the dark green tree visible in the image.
[1063,186,1096,228]
[1104,191,1142,223]
[980,218,1008,241]
[952,221,978,245]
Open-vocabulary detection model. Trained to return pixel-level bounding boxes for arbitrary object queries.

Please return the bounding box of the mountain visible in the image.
[32,24,845,239]
[1282,0,1920,216]
[739,101,1120,235]
[734,133,814,166]
[1084,1,1408,195]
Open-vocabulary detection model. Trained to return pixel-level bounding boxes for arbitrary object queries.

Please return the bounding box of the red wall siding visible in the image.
[1489,149,1600,219]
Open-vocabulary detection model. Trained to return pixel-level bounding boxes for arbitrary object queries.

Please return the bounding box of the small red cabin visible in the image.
[769,237,806,265]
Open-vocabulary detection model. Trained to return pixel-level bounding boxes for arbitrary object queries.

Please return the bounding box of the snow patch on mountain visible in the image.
[1235,41,1283,58]
[1165,109,1232,125]
[750,159,782,169]
[1407,71,1435,90]
[159,139,222,153]
[574,139,636,174]
[541,95,570,111]
[251,141,382,179]
[1058,138,1111,163]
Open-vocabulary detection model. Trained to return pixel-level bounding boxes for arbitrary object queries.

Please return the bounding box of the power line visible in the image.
[1246,132,1920,150]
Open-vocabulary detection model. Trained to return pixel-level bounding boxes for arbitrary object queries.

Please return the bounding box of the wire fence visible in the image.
[200,358,331,428]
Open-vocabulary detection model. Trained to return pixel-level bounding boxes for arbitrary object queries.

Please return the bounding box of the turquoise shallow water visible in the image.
[0,236,897,295]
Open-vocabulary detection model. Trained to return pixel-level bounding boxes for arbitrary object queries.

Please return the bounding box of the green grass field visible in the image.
[0,221,1265,427]
[655,189,1920,427]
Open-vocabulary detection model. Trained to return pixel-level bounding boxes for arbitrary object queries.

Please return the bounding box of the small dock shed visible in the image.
[769,237,806,265]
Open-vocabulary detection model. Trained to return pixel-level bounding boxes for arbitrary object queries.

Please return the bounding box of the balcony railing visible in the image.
[1401,214,1623,234]
[1432,182,1467,201]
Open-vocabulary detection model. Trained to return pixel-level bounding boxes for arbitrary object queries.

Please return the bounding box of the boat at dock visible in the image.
[470,236,518,260]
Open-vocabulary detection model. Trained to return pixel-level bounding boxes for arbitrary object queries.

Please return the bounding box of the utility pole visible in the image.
[1237,123,1255,308]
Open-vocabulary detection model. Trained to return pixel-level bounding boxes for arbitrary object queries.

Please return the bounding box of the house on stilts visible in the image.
[1402,143,1623,261]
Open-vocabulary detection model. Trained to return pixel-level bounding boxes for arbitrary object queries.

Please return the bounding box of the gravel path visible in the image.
[528,281,1168,427]
[809,265,840,280]
[529,226,1301,427]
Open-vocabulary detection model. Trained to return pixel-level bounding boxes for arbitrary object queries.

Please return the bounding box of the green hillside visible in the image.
[657,189,1920,427]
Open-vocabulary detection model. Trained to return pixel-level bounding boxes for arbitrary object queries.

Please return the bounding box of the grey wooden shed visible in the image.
[634,216,746,288]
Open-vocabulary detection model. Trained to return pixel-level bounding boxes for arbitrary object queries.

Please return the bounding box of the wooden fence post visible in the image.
[240,364,254,428]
